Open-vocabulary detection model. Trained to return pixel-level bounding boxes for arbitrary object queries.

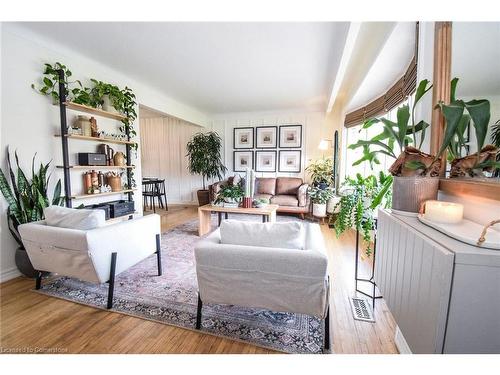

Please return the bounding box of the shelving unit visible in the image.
[55,69,136,220]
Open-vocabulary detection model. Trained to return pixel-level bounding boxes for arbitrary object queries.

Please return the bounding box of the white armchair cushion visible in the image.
[44,205,105,230]
[219,220,305,250]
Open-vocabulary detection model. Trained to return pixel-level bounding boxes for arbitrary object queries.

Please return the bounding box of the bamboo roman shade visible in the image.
[344,56,418,128]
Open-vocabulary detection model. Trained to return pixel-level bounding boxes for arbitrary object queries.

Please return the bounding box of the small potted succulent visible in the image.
[308,186,334,217]
[253,197,270,208]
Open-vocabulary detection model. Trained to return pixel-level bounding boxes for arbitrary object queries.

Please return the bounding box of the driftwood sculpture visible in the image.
[389,146,441,177]
[450,144,499,178]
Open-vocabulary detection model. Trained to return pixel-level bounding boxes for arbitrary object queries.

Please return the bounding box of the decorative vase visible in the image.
[108,176,122,192]
[391,176,439,213]
[15,247,38,278]
[113,151,126,166]
[101,95,120,114]
[313,203,327,217]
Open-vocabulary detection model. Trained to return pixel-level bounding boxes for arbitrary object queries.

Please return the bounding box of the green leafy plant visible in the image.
[186,132,227,190]
[308,186,334,204]
[492,119,500,148]
[214,184,244,205]
[305,157,334,187]
[437,78,499,176]
[31,62,92,105]
[0,150,63,247]
[331,172,393,256]
[348,80,436,175]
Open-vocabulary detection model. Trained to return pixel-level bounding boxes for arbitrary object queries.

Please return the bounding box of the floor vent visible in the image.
[349,297,375,323]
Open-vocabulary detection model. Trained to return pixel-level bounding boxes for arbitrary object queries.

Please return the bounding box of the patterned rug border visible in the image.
[31,217,331,354]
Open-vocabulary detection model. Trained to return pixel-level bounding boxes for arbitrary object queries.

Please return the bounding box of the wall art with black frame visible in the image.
[233,150,254,172]
[233,127,254,149]
[279,125,302,148]
[278,150,301,173]
[255,150,277,172]
[255,126,278,148]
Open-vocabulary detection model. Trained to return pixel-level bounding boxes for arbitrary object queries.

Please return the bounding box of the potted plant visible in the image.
[437,78,499,178]
[331,172,393,256]
[305,157,334,190]
[308,186,334,217]
[0,150,64,277]
[186,132,227,206]
[214,184,244,207]
[348,79,440,213]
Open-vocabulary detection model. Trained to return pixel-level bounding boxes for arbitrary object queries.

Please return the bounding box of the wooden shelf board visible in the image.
[55,134,136,145]
[70,189,137,200]
[57,165,135,170]
[439,178,500,201]
[62,101,127,121]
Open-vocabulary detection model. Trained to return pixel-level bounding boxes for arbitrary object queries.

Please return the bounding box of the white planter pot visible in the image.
[313,203,327,218]
[101,95,120,114]
[327,196,341,214]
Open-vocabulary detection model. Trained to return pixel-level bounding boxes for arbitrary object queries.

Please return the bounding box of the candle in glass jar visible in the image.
[423,200,464,224]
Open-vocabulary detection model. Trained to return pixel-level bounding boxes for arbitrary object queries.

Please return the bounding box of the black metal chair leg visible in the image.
[107,252,117,309]
[156,234,162,276]
[218,212,222,226]
[195,294,203,329]
[35,271,42,290]
[324,304,331,352]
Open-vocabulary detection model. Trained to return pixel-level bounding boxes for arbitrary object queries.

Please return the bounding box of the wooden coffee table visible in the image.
[198,204,279,236]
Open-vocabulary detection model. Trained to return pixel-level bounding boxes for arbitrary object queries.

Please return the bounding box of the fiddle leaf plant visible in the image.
[0,149,63,247]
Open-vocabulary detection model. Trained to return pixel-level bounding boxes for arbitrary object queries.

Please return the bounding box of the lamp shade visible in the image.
[318,139,330,150]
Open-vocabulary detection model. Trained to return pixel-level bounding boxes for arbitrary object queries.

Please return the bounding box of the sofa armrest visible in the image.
[86,214,161,282]
[297,183,309,207]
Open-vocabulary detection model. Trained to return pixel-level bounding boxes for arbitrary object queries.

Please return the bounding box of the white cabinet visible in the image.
[375,209,500,354]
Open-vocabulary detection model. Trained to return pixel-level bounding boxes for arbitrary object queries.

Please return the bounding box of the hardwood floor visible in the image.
[0,205,398,354]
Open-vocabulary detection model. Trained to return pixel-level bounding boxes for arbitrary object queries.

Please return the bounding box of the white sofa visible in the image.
[19,212,162,309]
[194,220,330,351]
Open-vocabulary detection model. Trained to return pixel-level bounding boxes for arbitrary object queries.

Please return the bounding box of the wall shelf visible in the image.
[62,101,128,121]
[57,165,135,170]
[439,178,500,201]
[55,134,136,146]
[70,189,137,200]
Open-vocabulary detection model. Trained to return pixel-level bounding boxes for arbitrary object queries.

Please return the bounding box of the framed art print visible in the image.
[279,150,301,173]
[256,126,277,148]
[233,127,254,149]
[279,125,302,148]
[255,150,277,172]
[233,151,254,172]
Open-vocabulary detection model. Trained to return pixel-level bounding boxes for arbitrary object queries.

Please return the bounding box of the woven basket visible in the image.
[392,176,439,213]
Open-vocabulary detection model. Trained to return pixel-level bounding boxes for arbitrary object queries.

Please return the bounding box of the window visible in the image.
[343,98,411,179]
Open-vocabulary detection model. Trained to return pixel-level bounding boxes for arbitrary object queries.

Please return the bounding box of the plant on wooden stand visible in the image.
[308,186,334,218]
[0,149,63,277]
[305,157,334,189]
[186,132,227,206]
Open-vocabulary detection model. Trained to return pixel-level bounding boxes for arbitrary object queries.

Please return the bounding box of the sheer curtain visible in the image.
[140,116,202,204]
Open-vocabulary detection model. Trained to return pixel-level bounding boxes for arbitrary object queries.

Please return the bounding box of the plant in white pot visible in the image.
[213,183,244,207]
[308,186,334,218]
[348,79,442,213]
[186,132,227,206]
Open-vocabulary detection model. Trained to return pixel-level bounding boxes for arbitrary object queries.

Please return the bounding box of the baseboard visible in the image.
[0,267,21,283]
[394,326,412,354]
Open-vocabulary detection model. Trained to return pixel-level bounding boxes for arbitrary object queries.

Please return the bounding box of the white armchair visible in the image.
[18,213,162,309]
[194,221,330,351]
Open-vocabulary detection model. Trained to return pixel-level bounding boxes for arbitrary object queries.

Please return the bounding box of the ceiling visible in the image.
[346,22,416,112]
[19,22,349,114]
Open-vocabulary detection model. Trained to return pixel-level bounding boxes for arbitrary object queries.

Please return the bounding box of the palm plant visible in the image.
[186,132,227,190]
[437,78,499,177]
[0,150,63,247]
[348,79,437,176]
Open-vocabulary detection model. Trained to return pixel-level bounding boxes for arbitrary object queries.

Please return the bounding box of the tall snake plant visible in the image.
[0,149,63,247]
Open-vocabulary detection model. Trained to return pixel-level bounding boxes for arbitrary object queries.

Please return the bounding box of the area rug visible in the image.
[35,214,327,354]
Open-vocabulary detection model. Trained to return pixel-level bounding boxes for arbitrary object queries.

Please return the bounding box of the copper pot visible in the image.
[108,176,122,192]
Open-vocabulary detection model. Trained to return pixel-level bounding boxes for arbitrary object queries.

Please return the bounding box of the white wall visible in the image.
[0,24,209,281]
[209,110,327,183]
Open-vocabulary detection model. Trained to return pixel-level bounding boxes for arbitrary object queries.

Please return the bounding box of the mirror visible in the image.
[450,22,500,178]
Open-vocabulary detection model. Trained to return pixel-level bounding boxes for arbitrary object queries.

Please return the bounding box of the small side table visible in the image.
[354,217,383,308]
